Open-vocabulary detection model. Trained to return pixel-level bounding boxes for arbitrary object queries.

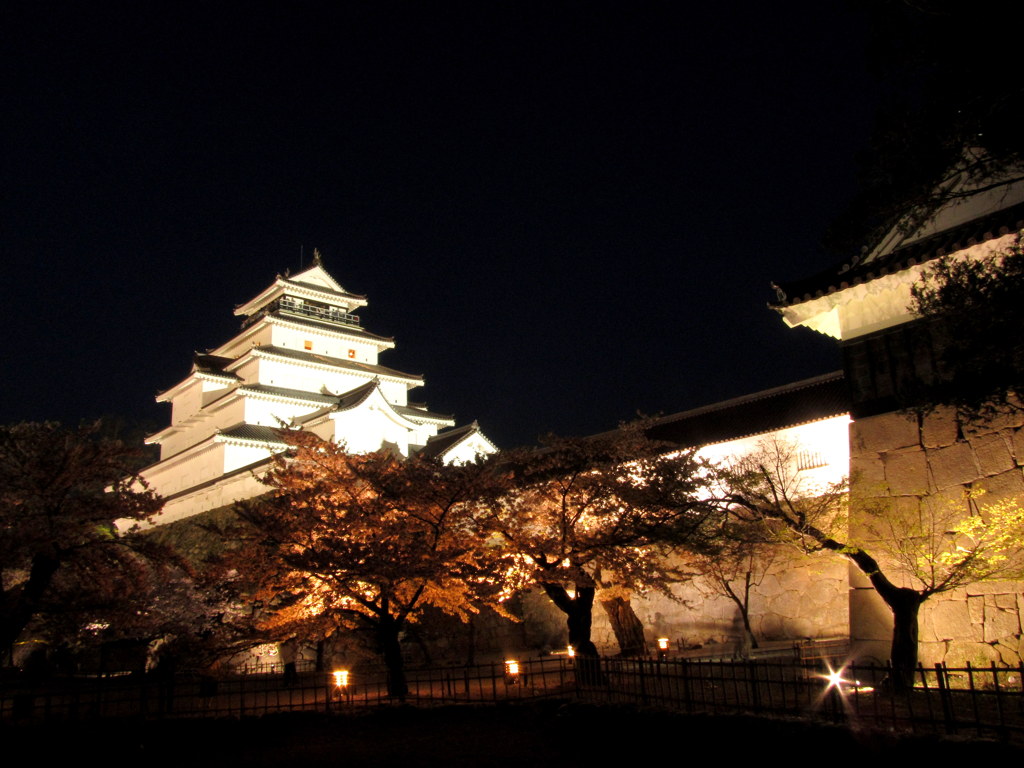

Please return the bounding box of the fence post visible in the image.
[238,672,246,718]
[633,659,644,705]
[748,660,761,713]
[935,663,956,735]
[991,662,1007,740]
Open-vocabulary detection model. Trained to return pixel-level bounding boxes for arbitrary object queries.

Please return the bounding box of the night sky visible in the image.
[2,2,878,448]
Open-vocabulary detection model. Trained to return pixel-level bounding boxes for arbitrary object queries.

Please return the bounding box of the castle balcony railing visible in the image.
[277,296,361,327]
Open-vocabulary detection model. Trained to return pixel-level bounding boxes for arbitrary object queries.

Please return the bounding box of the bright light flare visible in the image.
[657,637,670,651]
[567,645,575,658]
[823,666,848,691]
[333,669,350,687]
[505,659,519,675]
[819,663,873,694]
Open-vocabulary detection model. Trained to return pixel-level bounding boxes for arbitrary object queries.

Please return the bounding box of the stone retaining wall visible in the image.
[849,406,1024,665]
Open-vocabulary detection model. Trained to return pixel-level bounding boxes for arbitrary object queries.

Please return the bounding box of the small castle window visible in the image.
[796,450,827,471]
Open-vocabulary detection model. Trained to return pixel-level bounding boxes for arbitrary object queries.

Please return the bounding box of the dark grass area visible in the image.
[3,702,1022,767]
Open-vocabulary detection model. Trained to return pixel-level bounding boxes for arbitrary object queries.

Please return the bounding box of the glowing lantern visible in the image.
[504,659,521,685]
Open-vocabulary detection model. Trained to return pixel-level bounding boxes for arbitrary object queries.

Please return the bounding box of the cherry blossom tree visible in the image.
[227,431,514,698]
[725,438,1024,689]
[476,426,722,665]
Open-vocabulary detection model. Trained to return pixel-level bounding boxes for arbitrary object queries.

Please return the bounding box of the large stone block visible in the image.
[921,406,959,449]
[927,442,980,489]
[918,614,938,643]
[768,590,803,618]
[782,616,815,639]
[760,612,784,640]
[1013,428,1024,466]
[852,412,920,455]
[974,468,1024,501]
[850,455,886,493]
[968,596,985,624]
[848,561,873,590]
[995,639,1021,666]
[943,641,1001,667]
[884,447,929,495]
[891,494,921,523]
[803,577,842,608]
[970,433,1017,477]
[962,405,1024,435]
[849,496,886,543]
[984,606,1022,643]
[995,593,1018,610]
[967,580,1024,596]
[775,566,812,591]
[756,574,781,596]
[917,641,946,667]
[926,599,977,642]
[850,587,892,642]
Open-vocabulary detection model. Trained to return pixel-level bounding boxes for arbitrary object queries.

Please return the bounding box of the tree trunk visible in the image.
[542,583,602,684]
[885,589,923,692]
[741,609,759,650]
[377,618,408,700]
[732,497,928,686]
[0,552,61,656]
[465,615,476,666]
[722,576,760,653]
[599,595,646,657]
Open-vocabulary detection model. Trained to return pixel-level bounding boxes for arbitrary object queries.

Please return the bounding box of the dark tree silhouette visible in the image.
[910,232,1024,420]
[0,421,163,663]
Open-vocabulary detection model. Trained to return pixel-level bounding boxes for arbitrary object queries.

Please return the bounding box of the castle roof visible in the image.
[417,421,495,461]
[250,345,424,384]
[644,371,849,448]
[771,201,1024,309]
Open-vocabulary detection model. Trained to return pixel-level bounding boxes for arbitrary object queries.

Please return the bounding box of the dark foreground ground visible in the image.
[4,702,1022,767]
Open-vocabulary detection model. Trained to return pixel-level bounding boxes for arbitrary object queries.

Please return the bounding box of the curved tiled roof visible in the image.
[417,422,492,460]
[254,345,423,383]
[644,372,849,448]
[771,202,1024,308]
[267,311,395,345]
[279,276,366,303]
[395,404,454,423]
[217,424,289,445]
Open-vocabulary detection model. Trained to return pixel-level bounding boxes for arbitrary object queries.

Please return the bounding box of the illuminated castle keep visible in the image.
[142,254,495,525]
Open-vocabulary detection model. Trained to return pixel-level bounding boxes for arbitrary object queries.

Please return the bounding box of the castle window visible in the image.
[796,450,827,471]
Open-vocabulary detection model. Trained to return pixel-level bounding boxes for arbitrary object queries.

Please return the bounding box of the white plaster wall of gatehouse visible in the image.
[519,414,854,655]
[636,414,852,652]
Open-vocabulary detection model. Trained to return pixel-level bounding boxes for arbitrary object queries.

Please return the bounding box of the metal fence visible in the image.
[3,656,1022,742]
[586,657,1024,742]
